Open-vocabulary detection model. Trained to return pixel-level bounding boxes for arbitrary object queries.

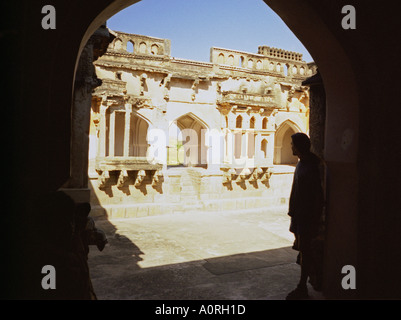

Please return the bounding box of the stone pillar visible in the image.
[98,103,108,157]
[254,132,260,163]
[245,130,255,168]
[124,103,132,157]
[60,24,115,202]
[225,130,233,165]
[109,110,115,157]
[267,133,275,166]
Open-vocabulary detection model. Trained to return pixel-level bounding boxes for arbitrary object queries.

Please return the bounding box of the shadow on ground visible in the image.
[88,214,323,300]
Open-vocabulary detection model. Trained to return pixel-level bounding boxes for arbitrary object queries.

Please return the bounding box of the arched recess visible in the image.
[261,139,268,158]
[168,113,208,167]
[236,115,243,128]
[71,0,360,299]
[218,53,225,64]
[274,120,301,165]
[113,38,123,50]
[103,109,151,157]
[129,112,150,157]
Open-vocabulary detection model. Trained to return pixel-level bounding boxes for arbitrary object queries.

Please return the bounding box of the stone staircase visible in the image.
[178,167,203,212]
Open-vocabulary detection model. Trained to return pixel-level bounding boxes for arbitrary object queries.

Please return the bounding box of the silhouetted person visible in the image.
[286,133,324,300]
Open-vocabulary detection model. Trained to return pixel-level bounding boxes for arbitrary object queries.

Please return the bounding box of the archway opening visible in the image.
[129,114,149,157]
[127,40,134,53]
[168,114,207,168]
[80,0,319,300]
[69,0,360,302]
[274,121,300,165]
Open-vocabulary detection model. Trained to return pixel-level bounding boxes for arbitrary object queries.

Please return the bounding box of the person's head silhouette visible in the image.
[291,132,311,157]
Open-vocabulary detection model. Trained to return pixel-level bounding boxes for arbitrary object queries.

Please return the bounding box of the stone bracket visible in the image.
[134,169,146,187]
[191,78,200,101]
[152,169,164,186]
[98,170,110,188]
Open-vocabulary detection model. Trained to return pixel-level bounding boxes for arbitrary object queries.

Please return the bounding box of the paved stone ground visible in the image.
[88,206,324,300]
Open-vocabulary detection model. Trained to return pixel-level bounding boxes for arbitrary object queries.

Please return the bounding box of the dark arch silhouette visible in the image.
[5,0,401,300]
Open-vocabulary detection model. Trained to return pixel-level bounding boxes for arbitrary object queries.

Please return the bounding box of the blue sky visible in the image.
[107,0,313,63]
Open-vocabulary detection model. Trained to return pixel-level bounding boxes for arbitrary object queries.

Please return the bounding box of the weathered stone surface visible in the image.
[88,207,324,300]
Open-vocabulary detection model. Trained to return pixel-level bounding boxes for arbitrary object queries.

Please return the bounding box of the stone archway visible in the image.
[74,0,360,299]
[129,113,150,157]
[15,0,401,300]
[168,113,208,167]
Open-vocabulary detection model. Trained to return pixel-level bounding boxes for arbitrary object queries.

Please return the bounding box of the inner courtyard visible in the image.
[86,30,316,218]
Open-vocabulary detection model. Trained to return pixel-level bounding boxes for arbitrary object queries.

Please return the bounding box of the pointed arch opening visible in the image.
[274,120,301,165]
[129,113,150,157]
[168,113,208,167]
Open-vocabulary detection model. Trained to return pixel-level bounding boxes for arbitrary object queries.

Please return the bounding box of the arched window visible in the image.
[168,113,208,167]
[151,44,158,55]
[276,63,281,72]
[262,117,268,129]
[261,139,268,158]
[228,55,234,65]
[269,62,274,71]
[127,41,134,53]
[300,66,305,75]
[129,114,149,157]
[239,56,244,67]
[247,59,253,68]
[236,115,243,128]
[139,42,147,54]
[284,64,290,76]
[250,116,255,129]
[256,60,262,69]
[218,53,225,64]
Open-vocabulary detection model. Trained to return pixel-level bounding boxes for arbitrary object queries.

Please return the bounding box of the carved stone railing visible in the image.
[96,157,163,189]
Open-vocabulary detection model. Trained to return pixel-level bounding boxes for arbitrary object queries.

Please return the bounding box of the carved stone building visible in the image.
[9,0,401,300]
[88,30,316,218]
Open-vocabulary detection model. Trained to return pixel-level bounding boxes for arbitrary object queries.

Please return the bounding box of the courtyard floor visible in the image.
[88,205,324,300]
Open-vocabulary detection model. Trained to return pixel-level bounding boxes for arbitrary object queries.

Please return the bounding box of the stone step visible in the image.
[201,196,289,212]
[90,195,289,220]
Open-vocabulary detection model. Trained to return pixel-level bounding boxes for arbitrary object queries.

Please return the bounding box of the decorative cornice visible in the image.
[212,46,266,58]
